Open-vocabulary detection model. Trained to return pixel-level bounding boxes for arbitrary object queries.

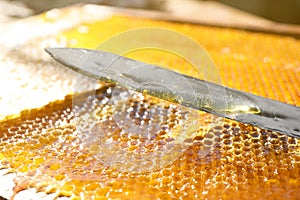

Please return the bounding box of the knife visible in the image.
[45,48,300,139]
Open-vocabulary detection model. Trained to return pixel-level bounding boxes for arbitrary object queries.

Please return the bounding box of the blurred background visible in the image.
[0,0,299,24]
[218,0,300,24]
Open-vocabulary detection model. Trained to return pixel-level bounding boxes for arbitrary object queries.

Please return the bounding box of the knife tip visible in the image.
[44,47,88,73]
[44,47,60,57]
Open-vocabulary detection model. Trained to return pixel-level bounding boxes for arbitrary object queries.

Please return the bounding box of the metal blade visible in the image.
[45,47,300,138]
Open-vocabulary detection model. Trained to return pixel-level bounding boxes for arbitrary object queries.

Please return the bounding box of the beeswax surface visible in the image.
[0,5,300,200]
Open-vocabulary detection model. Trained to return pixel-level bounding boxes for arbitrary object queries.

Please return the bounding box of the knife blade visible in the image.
[45,48,300,138]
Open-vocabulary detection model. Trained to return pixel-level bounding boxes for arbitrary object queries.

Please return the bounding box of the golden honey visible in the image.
[0,15,300,199]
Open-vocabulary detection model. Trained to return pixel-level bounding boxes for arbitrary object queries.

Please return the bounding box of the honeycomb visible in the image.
[1,14,300,199]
